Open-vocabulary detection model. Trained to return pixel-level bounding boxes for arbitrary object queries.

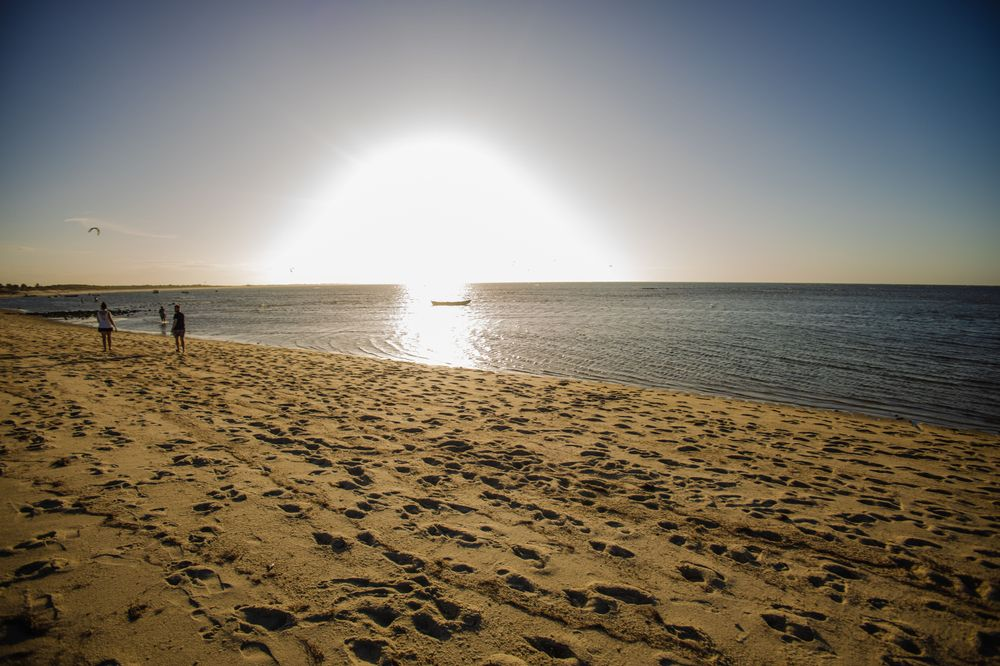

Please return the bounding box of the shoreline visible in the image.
[16,307,1000,436]
[1,312,998,664]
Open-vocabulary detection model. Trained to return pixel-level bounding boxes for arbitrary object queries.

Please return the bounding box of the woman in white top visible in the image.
[96,301,117,352]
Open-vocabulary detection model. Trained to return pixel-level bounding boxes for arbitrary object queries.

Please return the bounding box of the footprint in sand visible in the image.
[524,636,582,664]
[425,523,482,547]
[511,545,546,568]
[708,543,760,565]
[411,611,452,640]
[240,641,279,665]
[165,562,228,592]
[356,604,400,628]
[207,484,247,502]
[5,530,60,554]
[760,605,831,651]
[677,562,727,592]
[564,588,617,614]
[238,606,297,631]
[860,617,929,657]
[186,526,219,547]
[381,549,425,573]
[500,571,536,593]
[565,581,656,613]
[279,503,305,515]
[976,631,1000,659]
[589,540,635,558]
[345,637,388,664]
[191,501,222,515]
[8,558,71,584]
[591,583,656,605]
[313,532,351,553]
[19,497,80,517]
[807,560,862,603]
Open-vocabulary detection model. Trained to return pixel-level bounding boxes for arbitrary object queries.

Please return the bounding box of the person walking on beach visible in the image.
[158,305,166,324]
[96,301,117,352]
[171,304,186,353]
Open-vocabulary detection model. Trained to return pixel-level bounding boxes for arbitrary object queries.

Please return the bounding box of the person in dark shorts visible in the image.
[96,301,116,352]
[171,304,186,352]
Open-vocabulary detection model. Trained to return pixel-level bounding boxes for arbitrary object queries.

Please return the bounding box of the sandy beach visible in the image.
[1,312,997,665]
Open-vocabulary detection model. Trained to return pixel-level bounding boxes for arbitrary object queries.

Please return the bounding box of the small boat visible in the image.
[152,289,159,294]
[431,299,471,306]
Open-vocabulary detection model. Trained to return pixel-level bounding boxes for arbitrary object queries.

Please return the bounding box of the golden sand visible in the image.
[1,312,997,665]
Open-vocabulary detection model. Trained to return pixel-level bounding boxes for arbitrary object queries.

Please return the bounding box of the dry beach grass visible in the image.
[1,312,997,664]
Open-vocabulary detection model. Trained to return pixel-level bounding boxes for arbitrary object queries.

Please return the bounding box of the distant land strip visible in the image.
[0,284,218,296]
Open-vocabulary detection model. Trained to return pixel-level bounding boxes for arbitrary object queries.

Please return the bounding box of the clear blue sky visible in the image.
[1,0,998,285]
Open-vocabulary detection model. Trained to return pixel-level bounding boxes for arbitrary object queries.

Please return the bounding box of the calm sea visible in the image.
[8,283,1000,433]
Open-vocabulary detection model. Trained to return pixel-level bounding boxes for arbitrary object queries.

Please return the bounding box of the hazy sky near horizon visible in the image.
[1,1,998,285]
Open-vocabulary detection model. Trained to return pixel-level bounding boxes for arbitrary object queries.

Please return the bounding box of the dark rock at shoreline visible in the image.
[27,309,139,320]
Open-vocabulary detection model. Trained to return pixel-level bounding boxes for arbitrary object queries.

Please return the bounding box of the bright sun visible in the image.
[266,132,621,285]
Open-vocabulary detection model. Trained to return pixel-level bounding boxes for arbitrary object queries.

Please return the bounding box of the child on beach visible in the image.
[171,304,186,353]
[96,302,116,352]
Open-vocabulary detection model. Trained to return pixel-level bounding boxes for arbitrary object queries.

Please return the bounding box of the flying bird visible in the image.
[88,226,100,236]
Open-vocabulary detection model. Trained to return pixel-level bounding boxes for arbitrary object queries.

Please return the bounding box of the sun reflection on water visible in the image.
[394,283,481,368]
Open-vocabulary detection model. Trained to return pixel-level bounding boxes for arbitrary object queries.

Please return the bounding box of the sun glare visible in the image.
[265,132,622,285]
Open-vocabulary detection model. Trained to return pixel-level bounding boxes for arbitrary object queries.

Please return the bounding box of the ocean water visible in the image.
[8,283,1000,433]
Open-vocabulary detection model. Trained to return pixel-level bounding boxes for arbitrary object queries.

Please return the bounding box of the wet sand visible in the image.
[1,312,997,665]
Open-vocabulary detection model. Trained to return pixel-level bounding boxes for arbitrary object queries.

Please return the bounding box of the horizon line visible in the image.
[5,279,999,291]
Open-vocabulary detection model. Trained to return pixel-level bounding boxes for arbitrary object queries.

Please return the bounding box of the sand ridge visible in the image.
[1,312,998,665]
